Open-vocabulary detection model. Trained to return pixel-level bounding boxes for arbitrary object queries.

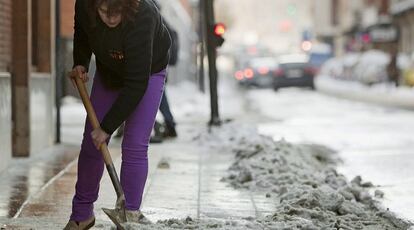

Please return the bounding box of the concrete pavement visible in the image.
[0,124,273,229]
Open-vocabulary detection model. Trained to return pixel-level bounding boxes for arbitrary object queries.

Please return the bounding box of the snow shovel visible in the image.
[74,76,127,229]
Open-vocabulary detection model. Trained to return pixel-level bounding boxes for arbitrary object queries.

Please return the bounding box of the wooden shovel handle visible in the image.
[74,76,114,165]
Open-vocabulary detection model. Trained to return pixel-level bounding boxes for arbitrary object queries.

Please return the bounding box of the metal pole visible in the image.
[204,0,221,126]
[55,0,61,143]
[198,0,205,93]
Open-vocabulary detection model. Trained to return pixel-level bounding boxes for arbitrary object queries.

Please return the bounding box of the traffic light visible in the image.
[212,23,225,48]
[287,4,297,17]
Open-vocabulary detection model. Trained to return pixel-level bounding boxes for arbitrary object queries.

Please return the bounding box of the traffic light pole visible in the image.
[55,0,62,143]
[203,0,221,126]
[198,0,205,93]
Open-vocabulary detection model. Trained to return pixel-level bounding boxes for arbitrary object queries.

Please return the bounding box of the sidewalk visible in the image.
[1,79,412,229]
[0,144,79,219]
[0,123,274,229]
[0,79,270,229]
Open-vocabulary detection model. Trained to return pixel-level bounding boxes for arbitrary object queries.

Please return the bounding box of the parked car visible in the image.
[273,53,315,90]
[354,50,390,85]
[308,43,333,73]
[319,50,393,85]
[234,56,278,88]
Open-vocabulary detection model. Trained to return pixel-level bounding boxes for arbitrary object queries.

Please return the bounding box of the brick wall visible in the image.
[0,0,12,72]
[60,0,75,38]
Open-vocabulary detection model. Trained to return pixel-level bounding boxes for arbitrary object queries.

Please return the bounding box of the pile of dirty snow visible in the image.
[202,124,412,230]
[0,216,260,230]
[2,124,412,230]
[111,217,262,230]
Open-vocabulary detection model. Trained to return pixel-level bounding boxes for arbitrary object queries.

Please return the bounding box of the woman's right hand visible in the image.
[69,65,89,88]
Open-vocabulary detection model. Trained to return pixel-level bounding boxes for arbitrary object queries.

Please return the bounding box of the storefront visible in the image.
[366,22,399,53]
[392,0,414,54]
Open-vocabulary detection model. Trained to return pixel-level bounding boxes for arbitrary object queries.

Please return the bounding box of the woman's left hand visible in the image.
[91,127,109,150]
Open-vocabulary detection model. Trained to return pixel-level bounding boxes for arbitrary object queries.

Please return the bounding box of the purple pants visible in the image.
[70,70,166,222]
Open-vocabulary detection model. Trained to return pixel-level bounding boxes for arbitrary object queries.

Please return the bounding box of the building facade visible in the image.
[312,0,396,56]
[0,0,12,172]
[392,0,414,55]
[0,0,55,172]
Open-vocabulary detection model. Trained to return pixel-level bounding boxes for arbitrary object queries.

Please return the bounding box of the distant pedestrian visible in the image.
[387,50,399,86]
[150,18,179,143]
[64,0,171,229]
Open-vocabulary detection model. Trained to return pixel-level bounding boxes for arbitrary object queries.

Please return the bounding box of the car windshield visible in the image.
[249,58,278,68]
[278,54,309,65]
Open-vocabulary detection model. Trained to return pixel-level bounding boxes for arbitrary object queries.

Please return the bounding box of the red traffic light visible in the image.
[214,23,226,36]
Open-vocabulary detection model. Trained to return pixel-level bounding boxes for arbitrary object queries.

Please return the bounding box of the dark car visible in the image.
[273,54,316,90]
[234,57,278,88]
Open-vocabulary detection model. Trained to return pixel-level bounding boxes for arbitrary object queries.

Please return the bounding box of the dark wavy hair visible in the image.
[88,0,140,26]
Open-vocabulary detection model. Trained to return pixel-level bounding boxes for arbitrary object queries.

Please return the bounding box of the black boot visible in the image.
[150,135,163,143]
[163,123,177,138]
[150,121,164,143]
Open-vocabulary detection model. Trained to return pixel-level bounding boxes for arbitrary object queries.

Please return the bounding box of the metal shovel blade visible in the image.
[102,195,126,230]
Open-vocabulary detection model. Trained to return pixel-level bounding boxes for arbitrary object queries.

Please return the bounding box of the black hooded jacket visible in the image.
[73,0,171,134]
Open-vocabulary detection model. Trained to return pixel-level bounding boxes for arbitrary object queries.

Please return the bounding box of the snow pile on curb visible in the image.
[116,217,261,230]
[319,50,390,85]
[2,124,412,230]
[0,217,260,230]
[315,76,414,109]
[207,124,412,230]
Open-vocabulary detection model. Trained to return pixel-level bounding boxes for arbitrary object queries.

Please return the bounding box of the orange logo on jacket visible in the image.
[109,50,124,61]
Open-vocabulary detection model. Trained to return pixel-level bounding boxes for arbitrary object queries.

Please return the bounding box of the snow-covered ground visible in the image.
[316,49,414,109]
[2,76,413,229]
[315,76,414,109]
[5,122,410,229]
[163,78,414,226]
[206,124,411,229]
[247,87,414,222]
[116,122,413,229]
[63,77,414,224]
[319,50,391,85]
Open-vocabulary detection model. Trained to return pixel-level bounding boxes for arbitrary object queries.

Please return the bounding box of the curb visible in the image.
[315,76,414,110]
